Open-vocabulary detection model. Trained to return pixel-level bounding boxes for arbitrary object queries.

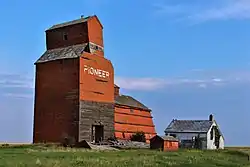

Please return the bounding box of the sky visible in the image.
[0,0,250,146]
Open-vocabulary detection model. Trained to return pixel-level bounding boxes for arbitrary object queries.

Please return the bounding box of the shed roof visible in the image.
[115,95,150,111]
[160,135,179,141]
[35,43,88,64]
[165,120,213,133]
[150,135,179,142]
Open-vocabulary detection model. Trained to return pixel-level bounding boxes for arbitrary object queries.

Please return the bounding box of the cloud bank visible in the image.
[154,0,250,23]
[115,69,250,91]
[0,70,250,93]
[0,73,34,98]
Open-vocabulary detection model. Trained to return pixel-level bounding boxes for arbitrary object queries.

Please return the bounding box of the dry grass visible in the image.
[0,142,31,145]
[226,146,250,154]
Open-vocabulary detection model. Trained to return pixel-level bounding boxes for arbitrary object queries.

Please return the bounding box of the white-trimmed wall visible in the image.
[206,122,224,150]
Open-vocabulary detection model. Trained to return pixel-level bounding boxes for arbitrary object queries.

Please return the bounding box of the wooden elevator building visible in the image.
[33,15,156,144]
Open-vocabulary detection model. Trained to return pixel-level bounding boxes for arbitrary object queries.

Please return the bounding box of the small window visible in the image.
[122,132,125,138]
[210,126,214,140]
[63,33,68,40]
[95,45,99,50]
[130,109,134,113]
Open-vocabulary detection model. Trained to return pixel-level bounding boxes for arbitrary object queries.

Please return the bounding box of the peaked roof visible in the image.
[165,119,213,133]
[115,95,150,111]
[114,84,120,88]
[35,43,88,64]
[46,15,103,31]
[151,135,179,142]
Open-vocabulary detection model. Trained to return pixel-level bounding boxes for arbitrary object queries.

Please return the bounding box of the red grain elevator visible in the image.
[33,15,157,144]
[33,15,115,144]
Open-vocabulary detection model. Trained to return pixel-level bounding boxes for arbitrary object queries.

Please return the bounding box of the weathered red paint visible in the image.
[79,52,114,103]
[33,58,79,143]
[163,140,179,151]
[33,15,156,144]
[150,135,179,151]
[114,91,156,143]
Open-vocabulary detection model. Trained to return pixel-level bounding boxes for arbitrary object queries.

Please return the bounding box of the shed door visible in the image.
[92,125,104,143]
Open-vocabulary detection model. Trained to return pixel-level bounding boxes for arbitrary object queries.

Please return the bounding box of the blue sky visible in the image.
[0,0,250,146]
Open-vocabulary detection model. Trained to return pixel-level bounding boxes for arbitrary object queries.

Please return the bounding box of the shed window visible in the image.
[210,126,214,140]
[63,34,68,40]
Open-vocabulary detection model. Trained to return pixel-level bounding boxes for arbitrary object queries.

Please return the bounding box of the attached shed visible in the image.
[150,135,179,151]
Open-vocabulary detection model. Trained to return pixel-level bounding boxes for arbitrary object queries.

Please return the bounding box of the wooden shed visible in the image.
[150,135,179,151]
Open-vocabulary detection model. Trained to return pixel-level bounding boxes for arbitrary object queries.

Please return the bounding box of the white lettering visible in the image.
[89,67,94,75]
[98,70,102,77]
[83,65,110,79]
[102,71,106,78]
[84,65,88,72]
[94,69,99,76]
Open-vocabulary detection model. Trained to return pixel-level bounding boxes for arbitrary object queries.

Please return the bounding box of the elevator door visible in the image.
[93,125,104,143]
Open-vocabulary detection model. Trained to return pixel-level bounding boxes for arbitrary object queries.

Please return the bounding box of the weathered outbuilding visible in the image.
[150,135,179,151]
[164,114,224,150]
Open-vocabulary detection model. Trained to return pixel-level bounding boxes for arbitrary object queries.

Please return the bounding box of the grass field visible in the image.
[226,146,250,154]
[0,144,249,167]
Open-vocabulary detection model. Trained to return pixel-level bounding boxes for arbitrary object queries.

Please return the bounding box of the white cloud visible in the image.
[115,77,167,91]
[212,78,223,82]
[0,73,34,89]
[191,0,250,22]
[4,93,33,99]
[115,77,224,91]
[154,0,250,22]
[0,73,34,99]
[0,71,249,93]
[115,70,250,91]
[198,83,207,88]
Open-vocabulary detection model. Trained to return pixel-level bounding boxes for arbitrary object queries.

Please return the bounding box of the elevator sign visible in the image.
[84,65,110,79]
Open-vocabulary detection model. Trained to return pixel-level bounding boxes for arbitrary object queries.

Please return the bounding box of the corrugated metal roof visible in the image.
[165,120,213,133]
[115,95,150,111]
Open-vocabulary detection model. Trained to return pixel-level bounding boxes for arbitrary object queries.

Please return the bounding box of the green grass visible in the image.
[0,145,249,167]
[226,146,250,154]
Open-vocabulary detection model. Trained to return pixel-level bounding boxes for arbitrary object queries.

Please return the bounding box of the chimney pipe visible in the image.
[209,114,214,121]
